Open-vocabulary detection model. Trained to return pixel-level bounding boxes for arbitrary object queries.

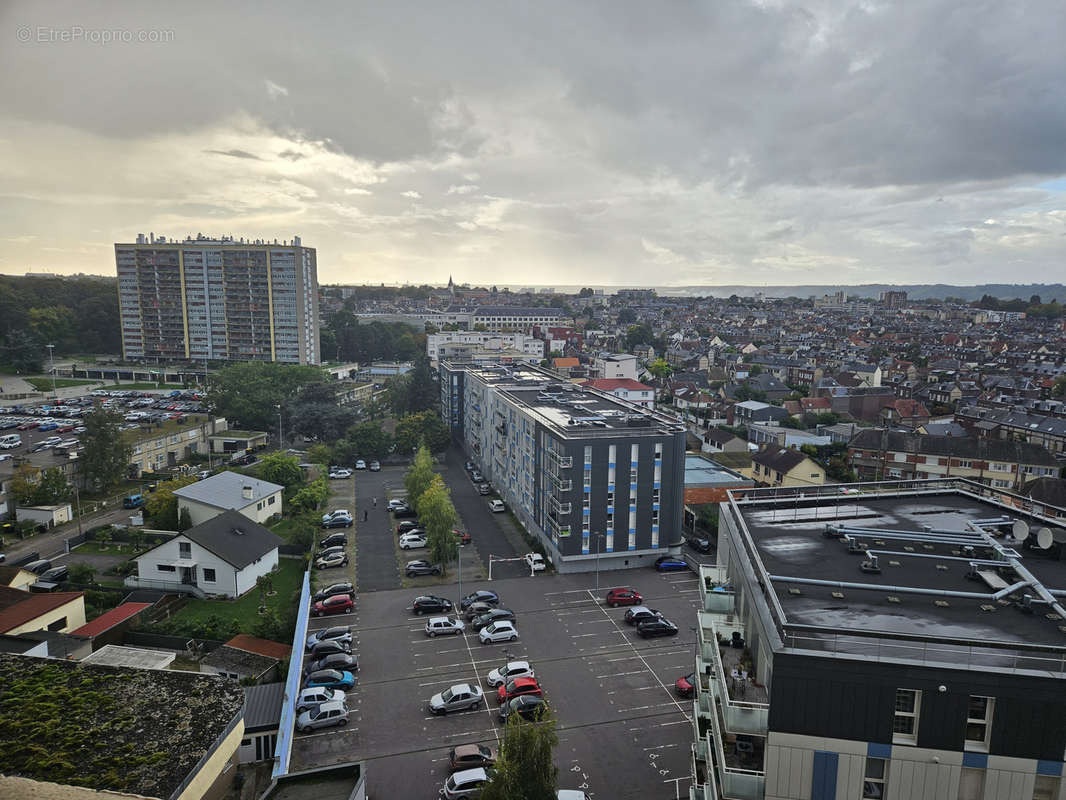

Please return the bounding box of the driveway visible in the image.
[352,467,404,592]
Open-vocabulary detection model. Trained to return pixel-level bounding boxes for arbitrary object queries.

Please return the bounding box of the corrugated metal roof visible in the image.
[243,681,285,732]
[173,470,283,511]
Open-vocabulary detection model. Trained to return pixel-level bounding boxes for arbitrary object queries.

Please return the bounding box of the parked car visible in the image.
[328,468,353,479]
[320,532,348,549]
[525,553,546,572]
[23,559,52,575]
[388,498,409,510]
[322,514,354,530]
[441,767,492,800]
[498,694,545,722]
[486,660,535,688]
[496,677,542,705]
[453,529,472,546]
[399,532,428,550]
[637,618,679,638]
[37,565,69,584]
[461,589,500,610]
[354,459,367,470]
[683,533,713,553]
[316,552,349,569]
[310,640,353,660]
[322,509,352,523]
[425,616,465,637]
[412,595,453,615]
[296,699,349,732]
[312,594,355,617]
[464,461,476,472]
[303,669,356,691]
[405,559,442,577]
[623,606,663,625]
[312,582,353,603]
[449,743,498,771]
[369,460,381,471]
[393,505,417,518]
[396,520,423,534]
[488,499,506,513]
[675,673,696,698]
[463,601,496,621]
[306,626,352,651]
[304,653,358,676]
[318,545,346,560]
[479,620,518,644]
[428,683,484,715]
[470,470,484,482]
[470,608,517,632]
[654,555,689,572]
[295,686,345,713]
[605,587,643,607]
[476,482,492,496]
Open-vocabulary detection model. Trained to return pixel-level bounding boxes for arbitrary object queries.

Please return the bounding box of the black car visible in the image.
[23,559,52,576]
[405,560,442,577]
[636,618,679,639]
[320,533,348,549]
[393,505,417,519]
[38,565,69,584]
[461,590,500,610]
[463,601,496,621]
[684,533,713,553]
[499,695,545,722]
[396,520,423,534]
[312,582,354,603]
[471,608,517,631]
[412,595,453,615]
[304,652,359,675]
[310,639,352,659]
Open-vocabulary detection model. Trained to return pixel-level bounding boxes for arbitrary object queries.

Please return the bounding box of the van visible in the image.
[0,434,21,449]
[122,494,144,509]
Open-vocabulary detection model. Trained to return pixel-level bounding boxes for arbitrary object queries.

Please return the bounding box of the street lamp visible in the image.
[275,404,283,450]
[594,533,606,591]
[45,343,57,400]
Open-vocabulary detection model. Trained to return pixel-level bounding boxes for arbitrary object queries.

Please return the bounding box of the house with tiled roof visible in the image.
[70,601,152,650]
[880,398,931,428]
[581,378,655,409]
[750,446,825,488]
[201,634,292,683]
[0,585,85,635]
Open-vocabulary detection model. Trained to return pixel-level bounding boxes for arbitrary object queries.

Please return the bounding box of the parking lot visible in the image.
[295,566,704,798]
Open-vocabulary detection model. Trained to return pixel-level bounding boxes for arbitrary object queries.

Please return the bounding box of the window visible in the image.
[1034,777,1061,800]
[158,564,176,572]
[862,757,887,799]
[179,542,191,558]
[893,688,921,744]
[202,568,217,583]
[965,696,993,750]
[268,496,276,505]
[607,491,614,505]
[47,617,67,632]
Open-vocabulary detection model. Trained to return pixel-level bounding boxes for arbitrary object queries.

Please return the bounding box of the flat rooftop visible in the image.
[735,490,1066,651]
[81,644,175,670]
[684,454,751,487]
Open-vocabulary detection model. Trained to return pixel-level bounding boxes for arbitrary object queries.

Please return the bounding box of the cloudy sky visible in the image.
[1,1,1064,287]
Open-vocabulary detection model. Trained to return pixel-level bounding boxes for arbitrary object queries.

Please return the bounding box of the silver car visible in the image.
[295,687,345,713]
[295,699,349,732]
[428,683,484,715]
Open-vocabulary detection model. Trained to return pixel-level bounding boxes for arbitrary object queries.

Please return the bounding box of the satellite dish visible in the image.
[1036,528,1053,549]
[1012,520,1030,542]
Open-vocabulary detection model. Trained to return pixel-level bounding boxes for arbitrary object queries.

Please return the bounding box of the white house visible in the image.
[174,470,283,527]
[130,510,281,598]
[591,353,639,380]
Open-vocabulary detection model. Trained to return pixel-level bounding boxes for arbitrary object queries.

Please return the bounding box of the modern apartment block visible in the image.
[440,361,686,572]
[115,234,320,364]
[689,479,1066,800]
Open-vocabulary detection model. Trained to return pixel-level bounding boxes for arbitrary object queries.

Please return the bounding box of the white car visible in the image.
[355,459,367,470]
[486,660,535,688]
[316,552,349,569]
[525,553,546,572]
[488,499,506,513]
[479,620,518,645]
[295,699,349,732]
[329,468,353,479]
[442,768,491,799]
[322,509,353,523]
[295,687,346,713]
[387,498,408,510]
[399,532,428,550]
[425,616,465,637]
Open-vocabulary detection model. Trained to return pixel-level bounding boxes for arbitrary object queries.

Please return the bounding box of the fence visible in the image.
[124,630,225,653]
[279,544,310,557]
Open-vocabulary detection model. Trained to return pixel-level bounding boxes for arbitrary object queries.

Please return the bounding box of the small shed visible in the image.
[16,504,73,530]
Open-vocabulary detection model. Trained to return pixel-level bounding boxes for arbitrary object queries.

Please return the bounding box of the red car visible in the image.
[496,677,543,705]
[605,587,643,607]
[453,529,471,545]
[312,594,355,617]
[675,673,695,698]
[57,424,75,433]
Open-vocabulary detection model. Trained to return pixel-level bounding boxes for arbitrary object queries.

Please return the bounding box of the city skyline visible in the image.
[1,2,1064,286]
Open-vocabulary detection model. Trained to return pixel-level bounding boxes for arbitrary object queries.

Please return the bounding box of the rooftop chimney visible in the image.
[242,485,253,500]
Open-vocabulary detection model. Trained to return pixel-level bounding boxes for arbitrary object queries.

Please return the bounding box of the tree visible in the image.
[394,411,450,455]
[290,478,330,513]
[178,507,193,532]
[479,706,559,800]
[361,396,389,421]
[341,421,394,460]
[405,446,436,512]
[67,562,96,585]
[144,476,199,530]
[419,475,459,576]
[646,358,673,384]
[1053,376,1066,398]
[617,307,637,324]
[206,361,325,432]
[79,405,132,493]
[307,443,333,466]
[257,451,304,492]
[625,323,654,350]
[286,381,356,444]
[406,355,437,413]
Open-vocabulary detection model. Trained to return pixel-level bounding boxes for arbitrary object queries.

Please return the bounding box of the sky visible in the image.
[0,1,1064,287]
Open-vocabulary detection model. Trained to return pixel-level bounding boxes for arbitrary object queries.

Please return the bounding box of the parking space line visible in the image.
[596,669,645,678]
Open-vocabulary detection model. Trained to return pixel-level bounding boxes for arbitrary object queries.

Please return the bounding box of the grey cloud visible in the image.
[204,149,261,160]
[278,149,306,161]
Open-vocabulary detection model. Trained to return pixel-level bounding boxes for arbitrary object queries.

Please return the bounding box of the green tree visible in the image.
[406,355,437,413]
[67,562,96,585]
[290,478,330,513]
[342,421,394,460]
[479,705,559,800]
[1053,376,1066,398]
[178,506,193,532]
[306,443,333,466]
[646,358,673,384]
[206,361,325,432]
[394,411,451,455]
[405,446,436,511]
[625,323,654,350]
[419,475,459,575]
[257,451,304,491]
[79,406,132,493]
[286,381,356,443]
[143,475,198,528]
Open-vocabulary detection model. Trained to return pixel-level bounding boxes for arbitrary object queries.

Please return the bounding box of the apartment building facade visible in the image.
[690,481,1066,800]
[440,361,686,572]
[115,234,319,364]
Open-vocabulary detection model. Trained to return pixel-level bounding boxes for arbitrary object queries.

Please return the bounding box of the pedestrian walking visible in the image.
[373,496,377,508]
[363,509,369,522]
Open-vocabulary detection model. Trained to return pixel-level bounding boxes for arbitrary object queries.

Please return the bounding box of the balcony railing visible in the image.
[698,612,769,737]
[545,450,573,469]
[548,495,572,515]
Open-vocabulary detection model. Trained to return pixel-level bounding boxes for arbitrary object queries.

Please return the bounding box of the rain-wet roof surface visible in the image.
[738,492,1066,648]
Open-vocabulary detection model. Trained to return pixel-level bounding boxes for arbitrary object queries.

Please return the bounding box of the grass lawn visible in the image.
[73,541,148,557]
[24,377,99,390]
[270,516,313,544]
[166,558,306,627]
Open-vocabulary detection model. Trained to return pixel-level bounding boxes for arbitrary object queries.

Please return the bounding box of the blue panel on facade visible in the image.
[961,752,987,769]
[653,482,661,489]
[1037,760,1063,776]
[811,751,838,800]
[867,742,891,759]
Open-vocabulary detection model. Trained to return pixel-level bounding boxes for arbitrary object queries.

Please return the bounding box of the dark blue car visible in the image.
[654,555,688,572]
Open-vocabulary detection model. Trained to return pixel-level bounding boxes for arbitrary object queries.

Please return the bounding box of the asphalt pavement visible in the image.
[352,468,404,592]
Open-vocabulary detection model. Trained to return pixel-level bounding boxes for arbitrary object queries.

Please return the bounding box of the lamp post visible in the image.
[594,533,606,591]
[276,404,283,450]
[46,343,57,400]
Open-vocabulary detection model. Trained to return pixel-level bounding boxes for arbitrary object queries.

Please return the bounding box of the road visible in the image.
[3,503,135,564]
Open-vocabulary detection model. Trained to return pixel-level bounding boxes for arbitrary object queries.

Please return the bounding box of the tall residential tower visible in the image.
[115,234,320,365]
